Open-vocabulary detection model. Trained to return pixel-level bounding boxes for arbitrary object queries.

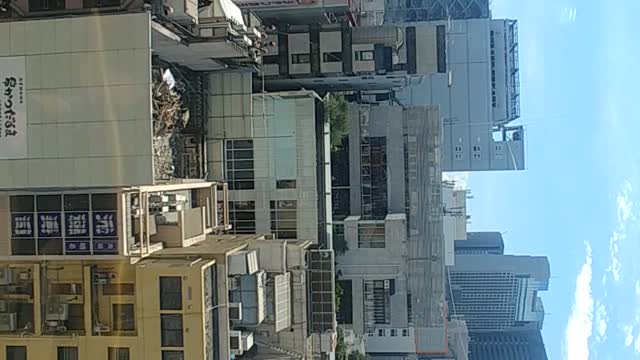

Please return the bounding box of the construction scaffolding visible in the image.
[385,0,490,24]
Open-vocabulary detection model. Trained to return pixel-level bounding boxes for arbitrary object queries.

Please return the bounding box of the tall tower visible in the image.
[448,255,550,332]
[468,329,549,360]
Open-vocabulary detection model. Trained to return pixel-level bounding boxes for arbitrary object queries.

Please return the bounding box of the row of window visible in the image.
[490,30,497,107]
[159,276,185,359]
[5,346,129,360]
[226,140,298,191]
[28,0,119,11]
[290,51,375,65]
[453,145,505,161]
[228,200,299,239]
[367,328,411,337]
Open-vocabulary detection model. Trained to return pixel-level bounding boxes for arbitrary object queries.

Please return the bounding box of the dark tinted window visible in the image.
[160,276,182,310]
[161,314,184,347]
[6,346,27,360]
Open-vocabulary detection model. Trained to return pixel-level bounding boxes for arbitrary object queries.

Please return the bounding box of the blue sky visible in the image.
[461,0,640,358]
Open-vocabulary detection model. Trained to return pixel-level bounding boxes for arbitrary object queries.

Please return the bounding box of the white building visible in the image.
[401,19,525,171]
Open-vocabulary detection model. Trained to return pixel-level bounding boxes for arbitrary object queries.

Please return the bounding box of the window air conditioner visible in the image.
[229,302,242,321]
[230,330,243,354]
[0,313,17,331]
[46,303,69,321]
[0,267,12,285]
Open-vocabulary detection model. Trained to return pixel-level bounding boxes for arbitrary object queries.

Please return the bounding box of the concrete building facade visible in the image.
[467,329,548,360]
[333,104,449,355]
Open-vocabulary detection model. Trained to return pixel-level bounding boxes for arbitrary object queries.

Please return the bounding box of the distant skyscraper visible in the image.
[468,329,548,360]
[448,255,550,332]
[455,232,504,255]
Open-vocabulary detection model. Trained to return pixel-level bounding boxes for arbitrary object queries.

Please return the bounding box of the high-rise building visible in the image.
[467,329,548,360]
[384,0,491,24]
[454,232,504,255]
[448,255,549,332]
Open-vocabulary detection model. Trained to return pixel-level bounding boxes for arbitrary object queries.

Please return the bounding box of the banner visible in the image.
[0,56,27,159]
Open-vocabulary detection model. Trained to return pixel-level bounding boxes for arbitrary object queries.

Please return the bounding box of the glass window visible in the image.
[112,304,135,331]
[270,200,297,239]
[161,314,184,347]
[323,52,343,62]
[108,347,130,360]
[6,346,27,360]
[29,0,65,11]
[355,51,374,61]
[162,351,184,360]
[229,201,256,234]
[358,223,385,248]
[91,193,118,211]
[57,347,78,360]
[377,328,385,336]
[291,54,310,64]
[276,180,297,189]
[160,277,183,310]
[226,140,255,190]
[390,328,397,336]
[436,25,446,73]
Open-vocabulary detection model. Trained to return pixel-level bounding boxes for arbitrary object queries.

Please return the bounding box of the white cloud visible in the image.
[635,281,640,296]
[565,243,594,360]
[635,335,640,354]
[559,6,577,24]
[624,325,634,347]
[595,303,608,341]
[607,181,633,283]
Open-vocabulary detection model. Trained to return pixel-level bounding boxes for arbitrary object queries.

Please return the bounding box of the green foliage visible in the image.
[335,280,343,314]
[326,94,349,151]
[348,351,368,360]
[334,234,349,255]
[336,328,347,360]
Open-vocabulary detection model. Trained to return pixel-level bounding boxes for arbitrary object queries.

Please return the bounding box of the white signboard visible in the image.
[0,56,27,159]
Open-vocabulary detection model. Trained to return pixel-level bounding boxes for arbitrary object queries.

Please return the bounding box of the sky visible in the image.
[456,0,640,359]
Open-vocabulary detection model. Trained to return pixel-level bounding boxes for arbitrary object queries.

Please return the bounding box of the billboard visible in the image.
[0,56,27,159]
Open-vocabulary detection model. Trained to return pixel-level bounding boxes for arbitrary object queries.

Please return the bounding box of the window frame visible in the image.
[160,314,184,347]
[159,276,183,311]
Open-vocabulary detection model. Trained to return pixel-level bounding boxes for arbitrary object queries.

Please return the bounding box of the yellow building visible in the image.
[0,182,336,360]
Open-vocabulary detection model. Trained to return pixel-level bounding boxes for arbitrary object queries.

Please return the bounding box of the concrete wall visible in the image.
[0,13,154,188]
[320,31,343,73]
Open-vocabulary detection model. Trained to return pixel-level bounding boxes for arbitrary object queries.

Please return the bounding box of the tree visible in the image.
[336,328,347,360]
[326,94,349,151]
[348,351,368,360]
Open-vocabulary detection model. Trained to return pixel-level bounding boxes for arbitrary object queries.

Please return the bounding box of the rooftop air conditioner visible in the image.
[0,313,17,331]
[46,303,69,321]
[0,267,12,285]
[228,302,242,321]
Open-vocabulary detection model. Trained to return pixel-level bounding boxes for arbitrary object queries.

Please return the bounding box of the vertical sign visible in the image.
[0,56,27,159]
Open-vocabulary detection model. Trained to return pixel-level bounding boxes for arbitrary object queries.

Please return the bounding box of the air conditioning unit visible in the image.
[228,277,239,291]
[46,303,69,321]
[0,267,13,285]
[229,330,243,354]
[166,0,199,25]
[94,272,116,285]
[0,300,8,312]
[228,302,242,321]
[0,313,17,331]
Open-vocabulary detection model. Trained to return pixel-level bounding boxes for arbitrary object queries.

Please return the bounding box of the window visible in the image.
[108,347,130,360]
[495,144,503,151]
[291,54,310,64]
[436,25,446,73]
[355,50,374,61]
[161,314,184,347]
[455,153,463,161]
[6,346,27,360]
[402,329,409,337]
[262,55,279,65]
[377,329,385,337]
[226,140,255,190]
[112,304,135,331]
[490,30,497,107]
[473,153,481,160]
[229,201,256,234]
[454,146,462,152]
[358,223,385,248]
[160,277,183,310]
[84,0,120,7]
[57,347,78,360]
[276,180,297,189]
[29,0,65,11]
[162,351,184,360]
[270,200,297,239]
[323,52,343,62]
[390,329,397,337]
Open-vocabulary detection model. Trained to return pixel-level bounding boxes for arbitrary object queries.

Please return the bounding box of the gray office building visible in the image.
[454,232,504,255]
[448,255,550,332]
[468,329,548,360]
